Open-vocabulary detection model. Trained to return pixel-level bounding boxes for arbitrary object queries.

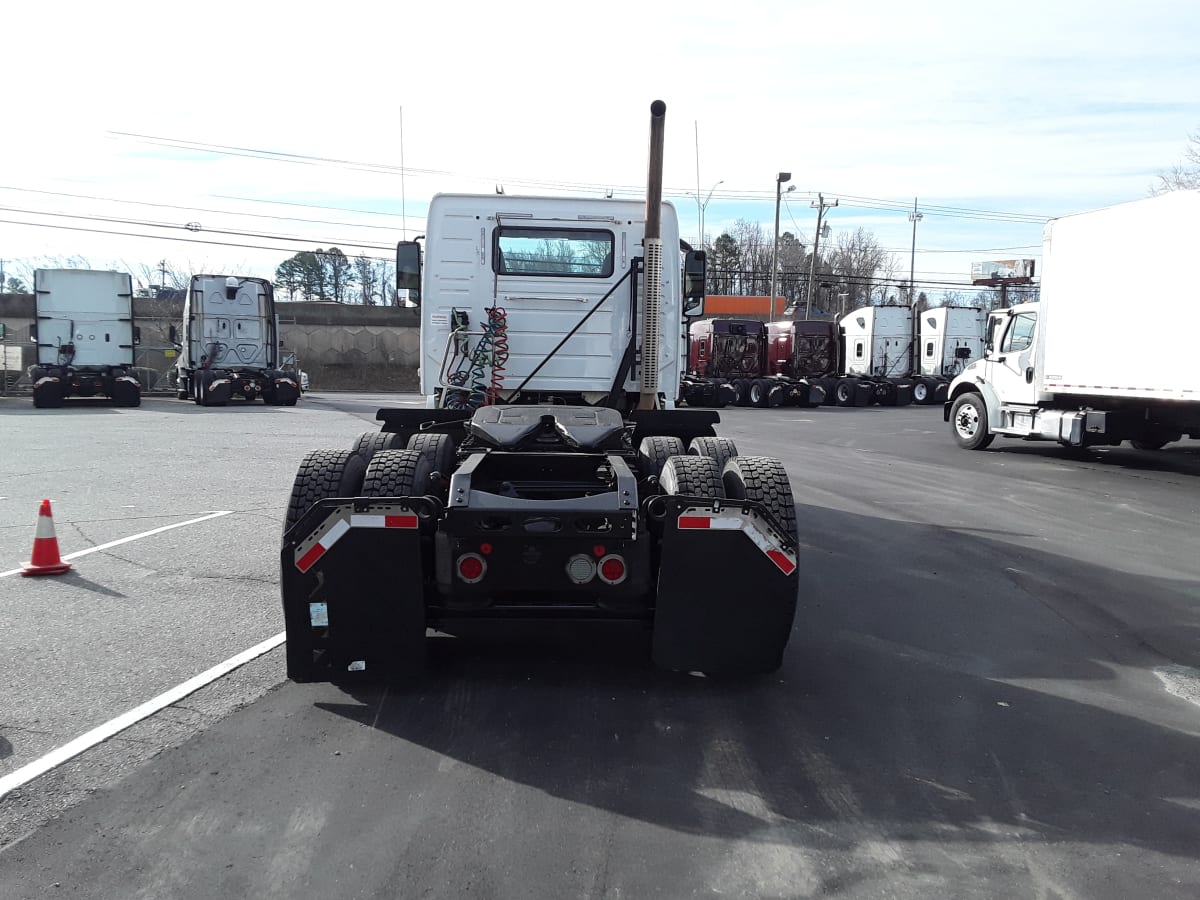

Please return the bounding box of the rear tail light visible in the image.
[565,554,596,584]
[456,552,486,583]
[596,554,627,585]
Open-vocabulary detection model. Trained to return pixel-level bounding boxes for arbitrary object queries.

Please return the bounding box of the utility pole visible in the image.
[770,172,792,313]
[908,197,923,308]
[158,259,168,294]
[804,194,838,320]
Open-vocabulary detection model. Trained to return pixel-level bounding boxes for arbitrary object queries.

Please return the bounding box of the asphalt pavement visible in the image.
[1,394,1198,898]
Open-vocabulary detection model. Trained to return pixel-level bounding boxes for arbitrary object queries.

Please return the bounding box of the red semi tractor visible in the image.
[681,317,909,408]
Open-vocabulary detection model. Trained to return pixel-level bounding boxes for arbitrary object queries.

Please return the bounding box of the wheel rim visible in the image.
[955,402,979,439]
[914,383,927,401]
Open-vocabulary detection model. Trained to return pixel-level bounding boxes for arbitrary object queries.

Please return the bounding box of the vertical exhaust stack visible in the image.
[637,100,667,411]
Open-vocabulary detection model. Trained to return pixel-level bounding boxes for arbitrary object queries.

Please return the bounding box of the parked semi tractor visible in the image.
[175,275,300,406]
[280,101,800,682]
[947,191,1200,451]
[30,268,141,408]
[684,304,985,409]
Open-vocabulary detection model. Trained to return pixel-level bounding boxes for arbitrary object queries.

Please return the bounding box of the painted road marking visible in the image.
[0,510,234,578]
[0,631,287,801]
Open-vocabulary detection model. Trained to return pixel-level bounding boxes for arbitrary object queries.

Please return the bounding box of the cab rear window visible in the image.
[494,227,614,277]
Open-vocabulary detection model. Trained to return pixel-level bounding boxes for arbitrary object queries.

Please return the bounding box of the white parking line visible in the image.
[0,631,287,800]
[0,510,234,578]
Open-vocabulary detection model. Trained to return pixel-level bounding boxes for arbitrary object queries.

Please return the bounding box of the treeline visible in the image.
[704,220,897,315]
[274,248,400,305]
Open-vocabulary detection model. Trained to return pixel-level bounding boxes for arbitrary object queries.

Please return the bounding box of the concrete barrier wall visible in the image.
[0,294,422,391]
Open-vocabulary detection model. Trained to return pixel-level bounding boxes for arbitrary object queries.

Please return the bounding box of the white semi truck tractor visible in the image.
[175,275,300,406]
[279,101,802,681]
[946,191,1200,451]
[30,268,141,408]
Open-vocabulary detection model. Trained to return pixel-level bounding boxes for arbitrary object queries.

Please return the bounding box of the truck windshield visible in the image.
[494,227,614,277]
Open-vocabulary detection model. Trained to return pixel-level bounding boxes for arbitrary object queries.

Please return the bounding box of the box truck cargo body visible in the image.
[946,191,1200,451]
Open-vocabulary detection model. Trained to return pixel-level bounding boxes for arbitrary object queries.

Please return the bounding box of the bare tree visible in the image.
[1152,125,1200,194]
[828,227,890,313]
[354,254,377,305]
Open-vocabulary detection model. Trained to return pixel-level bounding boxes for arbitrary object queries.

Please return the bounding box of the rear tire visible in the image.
[638,436,686,481]
[834,379,856,407]
[949,392,994,450]
[722,456,798,544]
[283,449,369,537]
[351,430,406,464]
[749,379,770,408]
[32,381,64,409]
[912,378,930,404]
[688,436,738,471]
[112,379,141,407]
[659,455,725,499]
[362,449,435,497]
[1130,438,1169,451]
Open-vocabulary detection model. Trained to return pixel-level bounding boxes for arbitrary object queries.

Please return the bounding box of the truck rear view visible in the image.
[279,101,802,682]
[176,275,300,406]
[31,269,141,408]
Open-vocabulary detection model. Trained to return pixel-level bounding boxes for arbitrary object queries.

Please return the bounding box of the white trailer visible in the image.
[31,268,141,408]
[175,275,300,406]
[946,191,1200,450]
[416,193,700,411]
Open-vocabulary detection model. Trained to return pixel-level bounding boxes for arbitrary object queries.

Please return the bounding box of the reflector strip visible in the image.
[350,513,419,529]
[765,549,797,576]
[678,515,743,530]
[677,507,798,576]
[296,518,350,573]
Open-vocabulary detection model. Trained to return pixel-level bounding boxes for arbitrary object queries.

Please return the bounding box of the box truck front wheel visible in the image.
[950,393,994,450]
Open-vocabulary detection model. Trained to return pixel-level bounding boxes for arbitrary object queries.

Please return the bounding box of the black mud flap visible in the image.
[893,382,913,406]
[280,497,439,682]
[651,497,799,675]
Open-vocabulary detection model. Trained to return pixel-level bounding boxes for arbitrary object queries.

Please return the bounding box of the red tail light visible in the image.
[457,553,486,583]
[597,554,627,585]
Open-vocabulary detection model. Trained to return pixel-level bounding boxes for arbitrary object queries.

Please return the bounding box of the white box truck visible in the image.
[946,191,1200,450]
[175,275,300,406]
[31,269,141,408]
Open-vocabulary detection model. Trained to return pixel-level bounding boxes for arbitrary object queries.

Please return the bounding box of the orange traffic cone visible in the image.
[22,499,72,576]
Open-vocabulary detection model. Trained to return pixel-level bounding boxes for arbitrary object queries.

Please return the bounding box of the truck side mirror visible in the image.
[29,323,37,341]
[169,324,178,343]
[396,241,422,307]
[682,249,706,317]
[133,326,141,345]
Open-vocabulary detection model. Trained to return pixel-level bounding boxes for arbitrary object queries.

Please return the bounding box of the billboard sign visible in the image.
[971,259,1036,282]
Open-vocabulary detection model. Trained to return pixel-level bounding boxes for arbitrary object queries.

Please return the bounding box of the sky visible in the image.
[2,0,1197,299]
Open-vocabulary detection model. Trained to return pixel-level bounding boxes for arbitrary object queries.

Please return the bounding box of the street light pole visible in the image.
[770,172,792,314]
[693,180,723,250]
[908,196,923,308]
[804,193,838,320]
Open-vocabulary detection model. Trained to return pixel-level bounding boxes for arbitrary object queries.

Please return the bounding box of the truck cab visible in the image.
[400,194,706,412]
[176,275,299,407]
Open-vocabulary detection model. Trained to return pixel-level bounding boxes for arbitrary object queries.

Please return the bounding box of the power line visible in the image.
[107,130,1060,224]
[0,185,406,232]
[0,217,393,262]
